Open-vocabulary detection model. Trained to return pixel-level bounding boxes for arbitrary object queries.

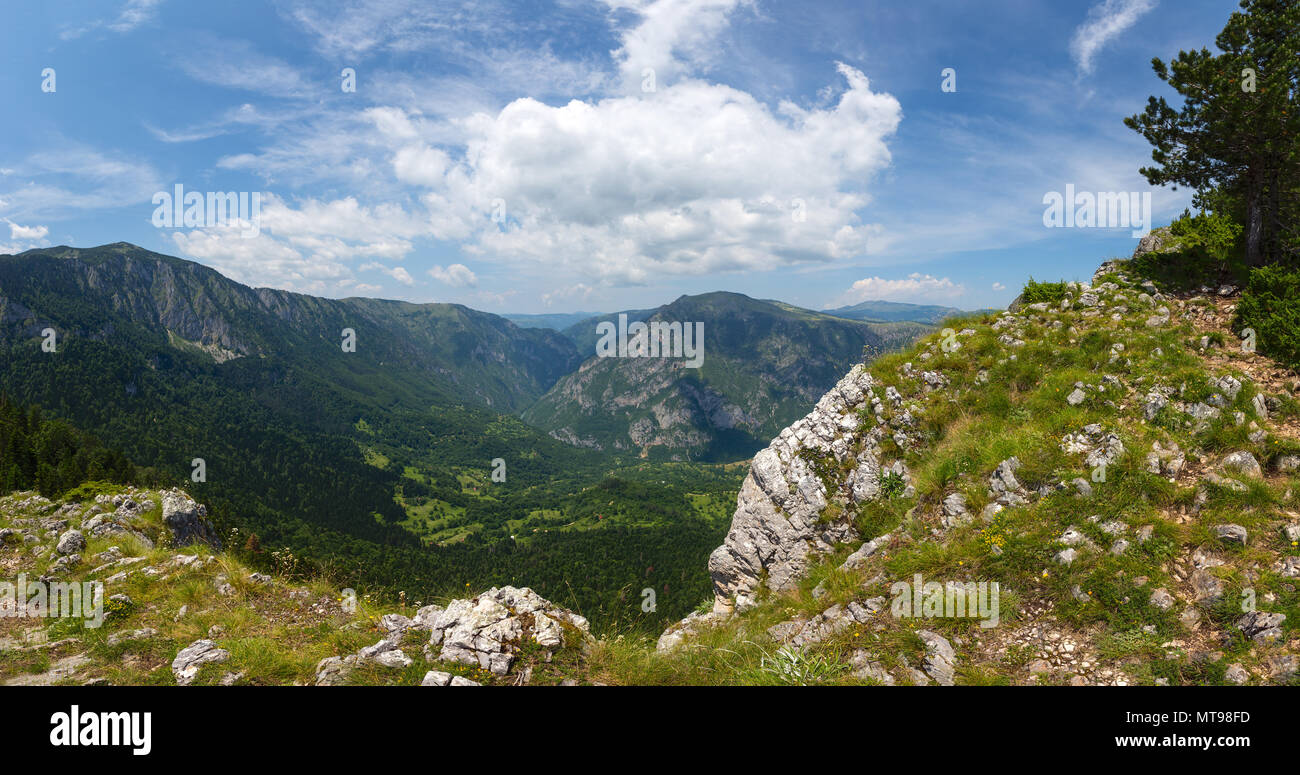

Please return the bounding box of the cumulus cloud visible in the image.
[6,221,49,240]
[1070,0,1157,75]
[169,194,426,293]
[362,262,415,285]
[604,0,752,90]
[831,273,965,306]
[428,263,478,287]
[398,62,900,284]
[172,0,901,296]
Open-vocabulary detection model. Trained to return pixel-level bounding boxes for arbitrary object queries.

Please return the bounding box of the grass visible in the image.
[4,257,1298,686]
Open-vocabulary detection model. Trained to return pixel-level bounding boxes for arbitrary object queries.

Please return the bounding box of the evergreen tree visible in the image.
[1125,0,1300,265]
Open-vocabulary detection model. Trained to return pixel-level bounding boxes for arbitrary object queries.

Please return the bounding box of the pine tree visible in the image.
[1125,0,1300,266]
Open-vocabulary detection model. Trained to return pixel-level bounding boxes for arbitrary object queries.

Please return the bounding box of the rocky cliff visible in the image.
[662,245,1299,685]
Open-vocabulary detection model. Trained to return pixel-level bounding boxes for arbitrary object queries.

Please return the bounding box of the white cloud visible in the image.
[362,262,415,285]
[174,0,901,295]
[169,194,427,293]
[62,0,165,39]
[435,62,899,283]
[6,221,49,240]
[604,0,752,90]
[174,36,310,98]
[0,145,163,220]
[1070,0,1157,75]
[542,282,595,306]
[428,263,478,287]
[831,273,965,306]
[991,282,1006,291]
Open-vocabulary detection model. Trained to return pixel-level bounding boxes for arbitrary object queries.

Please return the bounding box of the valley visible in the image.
[0,242,935,632]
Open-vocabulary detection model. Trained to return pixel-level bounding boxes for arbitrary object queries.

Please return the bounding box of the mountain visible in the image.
[522,292,929,461]
[561,308,659,357]
[823,299,966,325]
[0,242,579,413]
[659,249,1300,685]
[501,311,604,331]
[11,248,1299,686]
[0,243,741,630]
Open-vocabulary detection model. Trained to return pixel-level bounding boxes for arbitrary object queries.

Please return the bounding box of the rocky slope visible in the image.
[659,245,1300,685]
[0,486,593,686]
[7,244,1300,686]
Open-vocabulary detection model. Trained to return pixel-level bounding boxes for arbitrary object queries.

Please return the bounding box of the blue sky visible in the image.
[0,0,1241,314]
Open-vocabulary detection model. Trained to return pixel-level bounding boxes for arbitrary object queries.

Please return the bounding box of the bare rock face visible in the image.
[161,490,222,550]
[708,364,879,611]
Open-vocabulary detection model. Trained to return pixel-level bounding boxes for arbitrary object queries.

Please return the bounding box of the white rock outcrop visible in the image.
[707,365,881,612]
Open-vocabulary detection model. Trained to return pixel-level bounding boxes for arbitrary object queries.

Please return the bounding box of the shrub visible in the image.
[1130,210,1248,291]
[1235,265,1300,369]
[1020,278,1068,305]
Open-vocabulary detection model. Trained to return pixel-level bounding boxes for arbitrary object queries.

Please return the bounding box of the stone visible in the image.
[1224,664,1249,685]
[1237,611,1286,644]
[989,458,1023,496]
[106,628,157,646]
[161,490,222,549]
[172,639,230,686]
[55,529,85,556]
[428,586,591,670]
[314,655,357,686]
[1213,524,1248,545]
[917,630,956,686]
[1148,588,1175,611]
[1191,570,1225,605]
[1142,393,1168,421]
[708,367,878,606]
[941,492,969,527]
[1264,655,1298,681]
[1221,451,1262,479]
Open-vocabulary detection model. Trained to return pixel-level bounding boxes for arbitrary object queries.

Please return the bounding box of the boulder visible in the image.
[161,490,222,549]
[172,639,230,686]
[55,529,85,556]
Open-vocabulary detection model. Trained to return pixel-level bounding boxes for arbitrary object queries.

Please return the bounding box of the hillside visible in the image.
[653,249,1300,685]
[0,243,741,631]
[524,292,926,461]
[7,246,1299,685]
[0,243,580,412]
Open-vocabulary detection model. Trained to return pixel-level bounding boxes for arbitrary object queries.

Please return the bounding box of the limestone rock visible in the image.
[172,639,230,686]
[708,365,878,609]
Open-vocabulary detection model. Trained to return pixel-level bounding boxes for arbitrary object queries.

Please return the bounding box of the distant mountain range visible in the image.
[501,311,603,331]
[0,242,943,626]
[821,299,968,325]
[523,293,929,460]
[0,244,944,468]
